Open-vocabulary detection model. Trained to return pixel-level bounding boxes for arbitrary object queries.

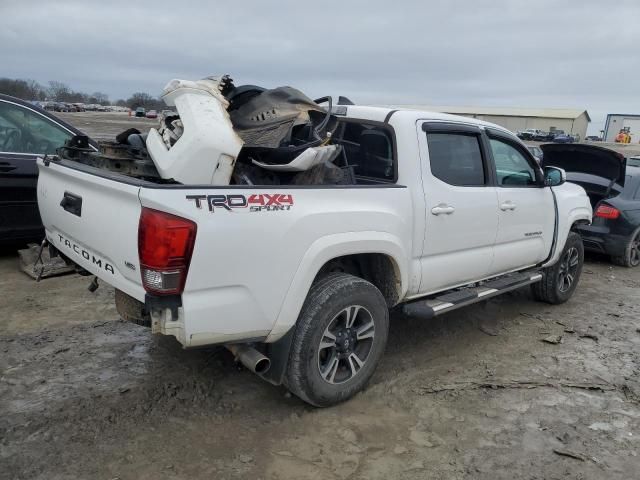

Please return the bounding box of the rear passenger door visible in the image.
[417,122,499,294]
[486,130,555,273]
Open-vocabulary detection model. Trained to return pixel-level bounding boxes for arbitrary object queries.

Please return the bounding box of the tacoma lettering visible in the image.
[57,234,115,274]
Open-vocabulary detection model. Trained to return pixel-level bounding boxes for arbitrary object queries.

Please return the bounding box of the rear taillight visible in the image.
[138,207,197,295]
[594,203,621,220]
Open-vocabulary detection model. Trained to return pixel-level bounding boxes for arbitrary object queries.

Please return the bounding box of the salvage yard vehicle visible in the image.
[516,128,543,141]
[551,133,574,144]
[36,76,592,406]
[0,94,93,245]
[526,145,543,163]
[542,144,640,267]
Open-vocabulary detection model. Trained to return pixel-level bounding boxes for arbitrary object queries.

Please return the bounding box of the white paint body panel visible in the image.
[493,187,555,272]
[36,105,591,348]
[37,161,146,300]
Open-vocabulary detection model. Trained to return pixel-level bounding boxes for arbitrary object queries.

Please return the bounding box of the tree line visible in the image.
[0,77,165,110]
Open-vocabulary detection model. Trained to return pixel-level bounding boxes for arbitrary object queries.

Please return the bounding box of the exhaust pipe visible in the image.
[226,344,271,375]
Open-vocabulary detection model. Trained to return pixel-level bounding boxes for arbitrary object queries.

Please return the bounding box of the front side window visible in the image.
[0,101,72,155]
[426,132,485,186]
[489,138,538,186]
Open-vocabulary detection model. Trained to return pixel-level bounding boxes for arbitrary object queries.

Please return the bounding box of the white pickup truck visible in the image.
[37,82,592,406]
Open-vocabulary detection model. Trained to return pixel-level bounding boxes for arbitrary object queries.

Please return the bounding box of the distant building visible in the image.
[603,114,640,143]
[386,106,591,141]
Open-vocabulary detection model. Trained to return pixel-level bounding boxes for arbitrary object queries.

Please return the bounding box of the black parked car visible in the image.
[534,130,565,142]
[0,94,94,245]
[542,144,640,267]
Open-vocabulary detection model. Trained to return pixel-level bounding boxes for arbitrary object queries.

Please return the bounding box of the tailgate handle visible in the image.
[60,191,82,217]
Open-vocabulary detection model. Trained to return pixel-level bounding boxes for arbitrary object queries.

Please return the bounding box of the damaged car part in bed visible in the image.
[56,75,353,186]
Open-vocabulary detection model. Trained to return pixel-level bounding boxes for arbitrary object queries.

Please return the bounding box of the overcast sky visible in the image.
[2,0,639,133]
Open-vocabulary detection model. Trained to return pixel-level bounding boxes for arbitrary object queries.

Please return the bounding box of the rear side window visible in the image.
[426,132,485,186]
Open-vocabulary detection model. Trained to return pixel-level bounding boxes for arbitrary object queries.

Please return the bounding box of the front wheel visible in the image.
[285,273,389,407]
[532,232,584,304]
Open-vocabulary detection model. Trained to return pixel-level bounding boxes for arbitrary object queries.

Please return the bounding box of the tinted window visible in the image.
[0,101,72,155]
[629,176,640,199]
[336,121,395,181]
[426,132,485,186]
[489,138,537,186]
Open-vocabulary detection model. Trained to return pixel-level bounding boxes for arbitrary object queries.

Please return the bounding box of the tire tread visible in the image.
[286,272,388,407]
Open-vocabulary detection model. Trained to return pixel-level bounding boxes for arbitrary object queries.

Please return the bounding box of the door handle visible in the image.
[500,201,517,211]
[431,204,455,215]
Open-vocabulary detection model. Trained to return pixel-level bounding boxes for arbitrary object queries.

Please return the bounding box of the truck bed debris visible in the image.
[56,75,349,186]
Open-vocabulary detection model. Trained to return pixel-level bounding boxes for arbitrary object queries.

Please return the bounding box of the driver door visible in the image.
[0,98,73,242]
[487,131,555,274]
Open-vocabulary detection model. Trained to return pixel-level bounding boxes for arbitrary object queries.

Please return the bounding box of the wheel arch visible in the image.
[266,231,408,342]
[544,205,592,267]
[313,252,403,307]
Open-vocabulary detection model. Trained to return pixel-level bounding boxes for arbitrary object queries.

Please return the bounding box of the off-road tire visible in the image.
[611,227,640,268]
[285,273,389,407]
[532,232,584,304]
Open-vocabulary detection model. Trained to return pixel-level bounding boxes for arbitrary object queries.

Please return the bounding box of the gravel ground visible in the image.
[1,250,639,480]
[57,111,158,141]
[1,112,639,479]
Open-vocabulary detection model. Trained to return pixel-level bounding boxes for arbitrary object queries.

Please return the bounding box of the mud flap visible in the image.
[257,328,295,386]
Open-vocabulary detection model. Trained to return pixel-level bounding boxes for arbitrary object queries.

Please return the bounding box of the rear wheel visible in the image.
[532,232,584,304]
[285,273,389,407]
[611,228,640,268]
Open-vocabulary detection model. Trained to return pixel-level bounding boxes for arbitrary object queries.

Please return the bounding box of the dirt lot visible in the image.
[57,111,158,141]
[1,249,639,479]
[1,112,640,479]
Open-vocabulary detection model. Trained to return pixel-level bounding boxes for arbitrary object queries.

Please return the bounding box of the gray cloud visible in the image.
[2,0,639,133]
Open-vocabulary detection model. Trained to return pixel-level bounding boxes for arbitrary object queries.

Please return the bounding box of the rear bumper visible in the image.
[575,224,627,256]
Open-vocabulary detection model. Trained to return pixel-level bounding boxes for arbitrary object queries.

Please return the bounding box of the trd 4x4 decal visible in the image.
[186,194,294,212]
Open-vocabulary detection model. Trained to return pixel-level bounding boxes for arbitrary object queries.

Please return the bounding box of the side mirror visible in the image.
[544,166,566,186]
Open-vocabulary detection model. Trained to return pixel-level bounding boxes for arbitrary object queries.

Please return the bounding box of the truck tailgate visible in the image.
[37,159,146,301]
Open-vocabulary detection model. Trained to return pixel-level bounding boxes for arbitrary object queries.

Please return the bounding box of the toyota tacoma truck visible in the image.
[36,78,592,406]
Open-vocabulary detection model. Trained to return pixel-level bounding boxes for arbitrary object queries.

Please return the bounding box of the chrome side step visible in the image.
[402,271,543,319]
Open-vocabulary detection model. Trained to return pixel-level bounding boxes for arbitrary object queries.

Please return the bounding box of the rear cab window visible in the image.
[333,120,396,184]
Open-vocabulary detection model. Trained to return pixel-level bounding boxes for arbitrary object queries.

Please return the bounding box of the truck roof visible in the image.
[341,105,515,137]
